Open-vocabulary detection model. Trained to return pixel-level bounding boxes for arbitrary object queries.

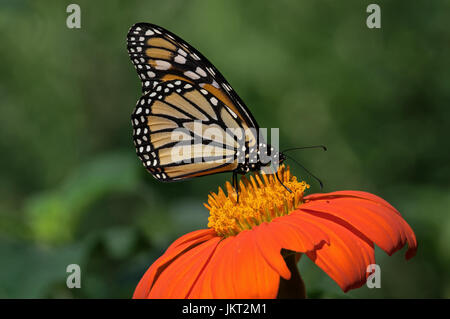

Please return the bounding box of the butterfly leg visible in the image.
[233,171,240,203]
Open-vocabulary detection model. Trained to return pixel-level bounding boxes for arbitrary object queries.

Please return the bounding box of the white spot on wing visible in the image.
[195,67,207,77]
[184,71,200,80]
[155,60,171,70]
[210,97,218,106]
[174,55,186,64]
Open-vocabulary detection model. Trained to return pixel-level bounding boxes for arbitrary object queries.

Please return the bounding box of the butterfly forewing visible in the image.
[127,23,259,127]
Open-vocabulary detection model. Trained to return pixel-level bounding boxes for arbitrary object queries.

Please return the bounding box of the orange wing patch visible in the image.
[147,37,177,51]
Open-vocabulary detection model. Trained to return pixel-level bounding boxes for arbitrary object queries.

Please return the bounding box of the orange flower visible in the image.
[133,166,417,298]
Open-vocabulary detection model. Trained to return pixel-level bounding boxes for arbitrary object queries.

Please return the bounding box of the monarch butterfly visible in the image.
[126,23,323,191]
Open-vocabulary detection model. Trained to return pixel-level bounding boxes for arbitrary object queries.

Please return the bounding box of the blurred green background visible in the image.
[0,0,449,298]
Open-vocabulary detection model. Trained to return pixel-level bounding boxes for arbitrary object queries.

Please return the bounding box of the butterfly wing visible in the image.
[127,23,259,129]
[127,23,260,181]
[131,79,251,181]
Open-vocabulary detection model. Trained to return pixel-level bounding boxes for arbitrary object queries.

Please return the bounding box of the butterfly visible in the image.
[126,23,287,190]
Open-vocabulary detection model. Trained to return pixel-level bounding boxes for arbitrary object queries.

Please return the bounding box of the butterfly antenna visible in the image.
[275,171,292,193]
[282,145,327,153]
[283,153,324,190]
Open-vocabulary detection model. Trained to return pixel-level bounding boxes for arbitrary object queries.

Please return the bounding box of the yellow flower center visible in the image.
[205,165,310,237]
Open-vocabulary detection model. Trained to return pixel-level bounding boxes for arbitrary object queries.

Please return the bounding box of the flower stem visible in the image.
[277,250,306,299]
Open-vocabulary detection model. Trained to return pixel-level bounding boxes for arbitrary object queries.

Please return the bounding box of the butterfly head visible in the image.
[263,144,286,168]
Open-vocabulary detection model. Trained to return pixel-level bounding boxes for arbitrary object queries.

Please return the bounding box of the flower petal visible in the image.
[306,191,401,215]
[278,212,331,249]
[133,228,216,298]
[300,213,375,292]
[251,222,291,280]
[302,191,417,259]
[190,230,280,298]
[188,237,238,298]
[209,237,238,297]
[233,230,280,298]
[148,237,221,298]
[166,228,217,253]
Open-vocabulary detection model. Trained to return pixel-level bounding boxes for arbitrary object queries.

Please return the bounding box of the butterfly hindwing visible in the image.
[131,79,252,181]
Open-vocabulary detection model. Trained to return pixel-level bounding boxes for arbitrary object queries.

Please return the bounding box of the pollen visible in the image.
[205,165,310,237]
